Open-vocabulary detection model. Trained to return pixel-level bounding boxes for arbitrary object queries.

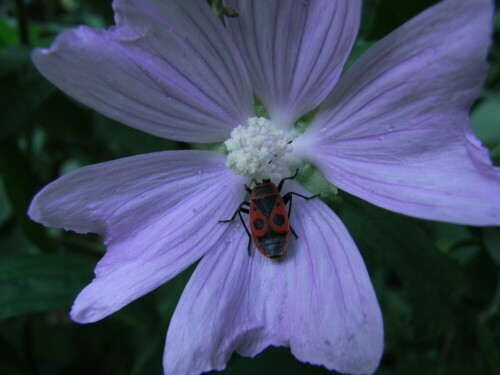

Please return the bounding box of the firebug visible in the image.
[219,170,319,258]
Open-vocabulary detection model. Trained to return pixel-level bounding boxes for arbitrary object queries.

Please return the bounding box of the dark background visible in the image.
[1,0,499,374]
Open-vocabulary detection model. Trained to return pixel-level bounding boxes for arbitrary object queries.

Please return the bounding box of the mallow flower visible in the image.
[28,0,500,374]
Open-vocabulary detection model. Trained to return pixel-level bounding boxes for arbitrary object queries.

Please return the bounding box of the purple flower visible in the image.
[28,0,499,374]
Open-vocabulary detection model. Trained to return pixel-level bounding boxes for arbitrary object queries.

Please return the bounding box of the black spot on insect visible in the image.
[254,195,277,218]
[273,214,285,227]
[254,218,264,230]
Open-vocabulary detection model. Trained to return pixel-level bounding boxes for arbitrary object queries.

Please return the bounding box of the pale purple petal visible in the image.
[294,0,500,225]
[32,0,254,143]
[224,0,360,129]
[29,151,248,322]
[163,182,382,375]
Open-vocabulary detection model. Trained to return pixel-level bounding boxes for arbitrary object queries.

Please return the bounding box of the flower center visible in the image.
[225,117,296,181]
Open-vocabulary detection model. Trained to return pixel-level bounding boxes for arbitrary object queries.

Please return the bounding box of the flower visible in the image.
[28,0,499,374]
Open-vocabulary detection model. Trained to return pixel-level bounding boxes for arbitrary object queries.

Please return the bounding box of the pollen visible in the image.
[225,117,296,181]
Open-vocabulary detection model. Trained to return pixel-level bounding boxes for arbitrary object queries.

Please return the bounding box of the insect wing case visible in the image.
[249,183,290,258]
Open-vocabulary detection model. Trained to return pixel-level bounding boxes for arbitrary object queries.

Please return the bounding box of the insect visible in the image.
[219,170,319,258]
[215,0,239,18]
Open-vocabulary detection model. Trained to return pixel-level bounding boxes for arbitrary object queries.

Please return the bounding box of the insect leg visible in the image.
[234,208,253,256]
[282,193,294,219]
[282,193,298,238]
[219,201,249,222]
[277,169,299,192]
[284,192,321,201]
[283,191,319,217]
[282,192,320,239]
[219,202,253,256]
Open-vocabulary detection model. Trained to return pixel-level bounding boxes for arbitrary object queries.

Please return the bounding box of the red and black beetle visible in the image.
[220,170,319,258]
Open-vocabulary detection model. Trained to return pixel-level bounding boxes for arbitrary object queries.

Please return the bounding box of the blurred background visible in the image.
[0,0,499,374]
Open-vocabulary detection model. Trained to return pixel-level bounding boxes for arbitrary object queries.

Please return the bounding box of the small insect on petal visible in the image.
[215,0,239,18]
[219,169,319,258]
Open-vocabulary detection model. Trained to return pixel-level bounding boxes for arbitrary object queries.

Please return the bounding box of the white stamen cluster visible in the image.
[225,117,295,181]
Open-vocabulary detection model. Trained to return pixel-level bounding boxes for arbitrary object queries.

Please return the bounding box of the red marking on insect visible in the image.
[219,169,319,258]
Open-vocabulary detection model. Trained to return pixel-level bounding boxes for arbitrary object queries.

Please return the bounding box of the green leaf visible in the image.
[0,335,31,375]
[477,320,500,375]
[367,0,439,39]
[0,46,55,141]
[0,176,12,227]
[0,140,55,252]
[483,227,500,267]
[0,254,94,320]
[223,347,330,375]
[0,226,39,256]
[495,6,500,32]
[0,18,19,46]
[337,195,462,340]
[343,39,375,71]
[471,95,500,145]
[92,113,180,157]
[130,333,164,375]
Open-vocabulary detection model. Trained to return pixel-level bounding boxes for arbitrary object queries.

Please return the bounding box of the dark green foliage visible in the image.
[338,196,462,342]
[0,0,499,374]
[0,254,95,320]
